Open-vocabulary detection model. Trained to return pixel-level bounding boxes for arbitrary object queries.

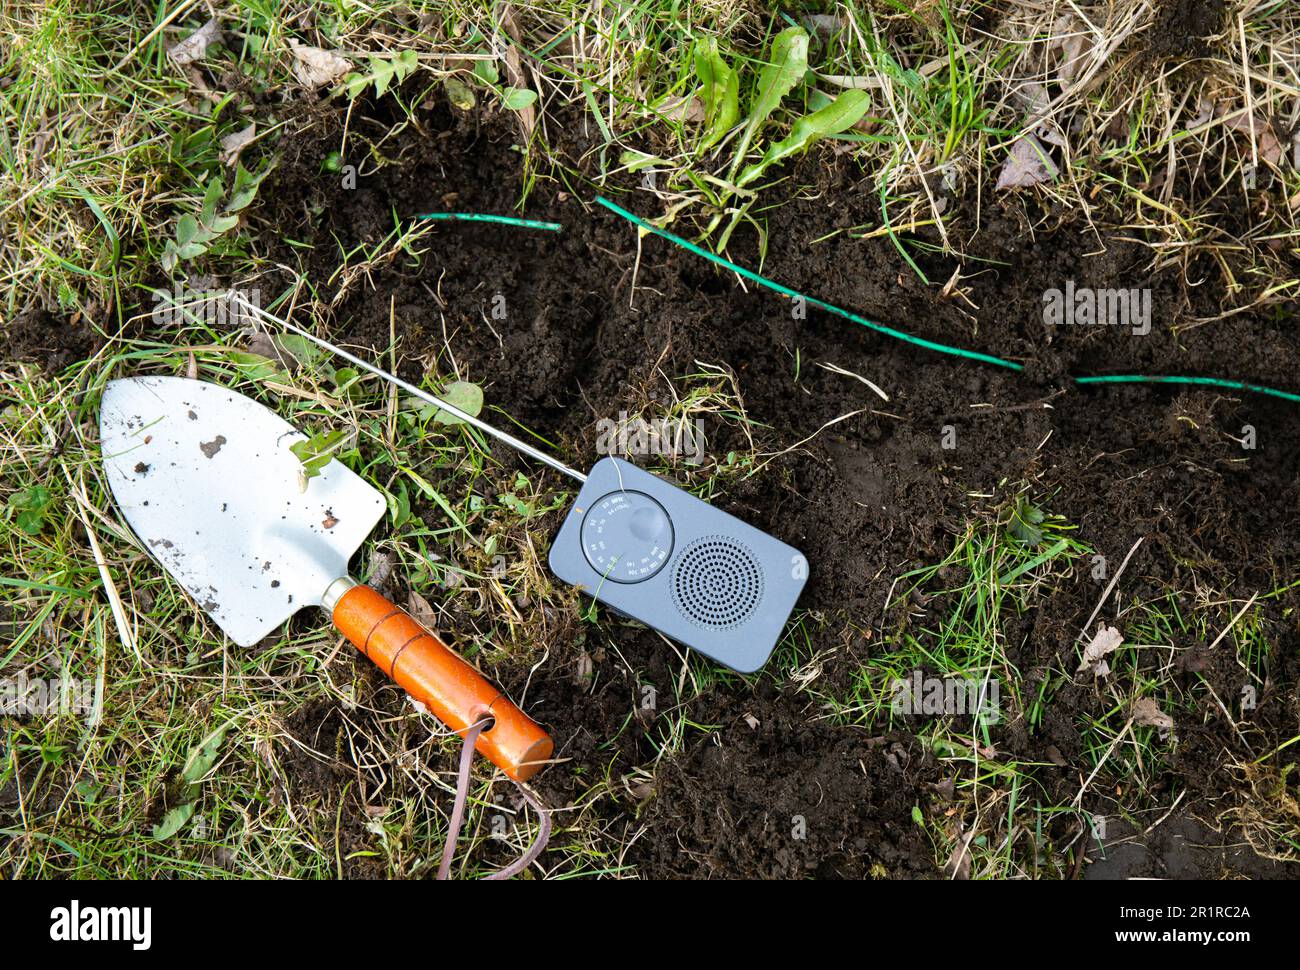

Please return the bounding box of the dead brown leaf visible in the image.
[289,40,351,89]
[169,18,220,67]
[657,94,706,124]
[996,133,1058,190]
[1077,624,1123,674]
[220,123,255,167]
[406,588,437,630]
[367,549,396,593]
[245,331,318,371]
[1221,106,1285,165]
[1186,97,1214,131]
[1130,697,1174,732]
[802,14,845,37]
[574,651,594,685]
[1015,80,1051,116]
[943,826,975,880]
[1050,15,1093,86]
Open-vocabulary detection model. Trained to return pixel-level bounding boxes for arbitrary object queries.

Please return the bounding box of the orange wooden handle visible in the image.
[332,585,552,782]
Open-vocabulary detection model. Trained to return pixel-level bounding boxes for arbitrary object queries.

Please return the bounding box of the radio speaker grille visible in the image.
[671,536,764,629]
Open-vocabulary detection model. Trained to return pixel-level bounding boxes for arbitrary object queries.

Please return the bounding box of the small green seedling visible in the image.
[340,50,418,99]
[290,429,347,489]
[501,86,538,112]
[444,76,476,110]
[1006,497,1046,547]
[431,380,484,425]
[9,485,54,535]
[332,366,365,400]
[428,48,535,118]
[405,379,484,426]
[386,479,412,529]
[153,724,227,841]
[161,164,268,273]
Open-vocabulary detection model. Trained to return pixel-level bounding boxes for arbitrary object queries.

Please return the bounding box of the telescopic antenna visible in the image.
[232,295,587,484]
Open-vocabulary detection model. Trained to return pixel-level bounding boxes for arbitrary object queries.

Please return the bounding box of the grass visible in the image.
[812,494,1094,879]
[3,1,1299,879]
[8,1,1300,315]
[806,490,1299,878]
[831,497,1086,730]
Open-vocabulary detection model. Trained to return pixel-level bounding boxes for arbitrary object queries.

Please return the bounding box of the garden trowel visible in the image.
[99,375,552,781]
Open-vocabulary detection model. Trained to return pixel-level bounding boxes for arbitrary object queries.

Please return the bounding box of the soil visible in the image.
[1084,815,1296,880]
[1149,0,1228,59]
[20,74,1300,877]
[281,693,389,879]
[8,306,99,372]
[628,691,935,879]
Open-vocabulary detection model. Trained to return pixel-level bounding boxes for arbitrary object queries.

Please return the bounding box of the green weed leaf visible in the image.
[499,493,532,517]
[152,802,194,841]
[176,214,199,246]
[225,350,282,382]
[472,57,499,85]
[693,37,739,152]
[1007,497,1046,547]
[200,178,222,223]
[9,486,53,534]
[181,725,227,786]
[275,333,325,367]
[343,73,369,98]
[431,380,484,425]
[444,76,476,110]
[290,429,347,484]
[737,89,870,186]
[729,26,809,175]
[163,162,270,275]
[339,51,417,100]
[619,149,662,173]
[372,59,396,97]
[502,87,538,111]
[16,509,43,533]
[386,480,411,530]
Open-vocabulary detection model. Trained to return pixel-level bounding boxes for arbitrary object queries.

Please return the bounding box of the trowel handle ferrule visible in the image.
[330,583,553,782]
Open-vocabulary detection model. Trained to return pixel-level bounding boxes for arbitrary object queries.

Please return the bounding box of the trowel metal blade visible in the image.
[99,376,386,647]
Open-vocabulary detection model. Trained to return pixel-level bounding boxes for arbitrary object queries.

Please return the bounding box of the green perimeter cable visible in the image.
[1073,375,1300,403]
[594,197,1019,372]
[594,195,1300,405]
[417,212,562,232]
